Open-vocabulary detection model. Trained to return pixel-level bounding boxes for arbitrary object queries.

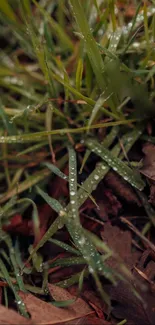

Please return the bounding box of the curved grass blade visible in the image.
[85,139,145,190]
[48,238,81,256]
[87,91,113,130]
[28,245,43,272]
[56,269,89,288]
[36,186,65,214]
[0,230,26,292]
[49,256,85,268]
[0,257,29,317]
[18,198,40,242]
[42,162,68,181]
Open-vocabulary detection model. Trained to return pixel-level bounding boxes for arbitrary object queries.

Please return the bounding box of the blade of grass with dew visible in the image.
[69,0,105,89]
[42,162,68,181]
[80,125,120,173]
[42,161,97,206]
[56,269,89,288]
[36,186,65,214]
[85,138,145,190]
[0,230,26,292]
[48,238,81,256]
[42,265,49,294]
[87,90,113,130]
[48,256,85,268]
[0,257,29,317]
[29,157,117,290]
[28,245,43,272]
[0,118,137,143]
[66,146,116,298]
[77,125,145,207]
[25,128,144,274]
[107,29,122,55]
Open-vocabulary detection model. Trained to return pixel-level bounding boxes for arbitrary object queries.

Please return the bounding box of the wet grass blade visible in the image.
[49,256,85,268]
[0,257,29,317]
[56,269,89,288]
[42,162,68,181]
[36,186,64,214]
[67,146,116,289]
[48,238,81,256]
[69,0,106,90]
[85,138,145,190]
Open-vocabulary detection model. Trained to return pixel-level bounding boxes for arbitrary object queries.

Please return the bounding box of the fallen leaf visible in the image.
[19,285,93,325]
[0,305,31,324]
[60,314,112,325]
[140,143,155,181]
[101,224,155,324]
[101,223,139,269]
[149,184,155,206]
[104,171,141,206]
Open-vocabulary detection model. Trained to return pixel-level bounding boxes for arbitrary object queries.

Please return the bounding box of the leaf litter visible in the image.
[0,1,155,325]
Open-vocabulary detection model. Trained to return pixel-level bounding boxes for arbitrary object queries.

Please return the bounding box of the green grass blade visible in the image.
[36,186,65,214]
[69,0,106,90]
[49,256,85,268]
[48,238,81,256]
[0,0,17,22]
[85,138,145,190]
[33,0,73,51]
[0,257,29,317]
[76,58,83,92]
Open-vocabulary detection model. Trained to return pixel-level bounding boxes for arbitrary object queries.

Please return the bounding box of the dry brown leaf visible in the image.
[59,314,113,325]
[19,285,92,325]
[140,143,155,181]
[101,223,139,269]
[0,304,31,325]
[104,171,141,206]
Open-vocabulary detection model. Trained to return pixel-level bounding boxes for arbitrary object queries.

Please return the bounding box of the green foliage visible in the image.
[0,0,154,309]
